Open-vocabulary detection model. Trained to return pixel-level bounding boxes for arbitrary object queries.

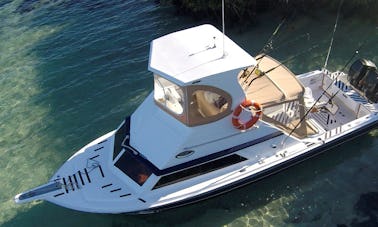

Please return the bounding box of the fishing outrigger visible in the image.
[14,0,378,214]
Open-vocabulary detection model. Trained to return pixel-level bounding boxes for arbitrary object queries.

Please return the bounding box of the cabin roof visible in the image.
[148,24,256,85]
[243,54,305,106]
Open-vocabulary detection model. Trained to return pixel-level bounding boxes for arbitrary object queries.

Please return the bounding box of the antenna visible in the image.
[222,0,225,57]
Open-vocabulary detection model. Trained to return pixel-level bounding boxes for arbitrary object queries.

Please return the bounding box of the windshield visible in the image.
[114,148,152,186]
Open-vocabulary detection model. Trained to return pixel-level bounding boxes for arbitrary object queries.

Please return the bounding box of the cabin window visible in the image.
[153,76,232,126]
[187,85,232,126]
[154,75,184,115]
[113,118,129,160]
[115,149,152,186]
[152,154,247,189]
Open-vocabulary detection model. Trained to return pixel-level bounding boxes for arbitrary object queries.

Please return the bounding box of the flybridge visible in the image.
[148,24,256,85]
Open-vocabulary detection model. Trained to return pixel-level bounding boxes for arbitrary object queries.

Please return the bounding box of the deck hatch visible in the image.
[115,149,152,186]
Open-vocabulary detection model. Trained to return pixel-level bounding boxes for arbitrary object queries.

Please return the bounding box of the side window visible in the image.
[188,86,232,126]
[154,75,184,115]
[153,154,247,189]
[193,90,228,117]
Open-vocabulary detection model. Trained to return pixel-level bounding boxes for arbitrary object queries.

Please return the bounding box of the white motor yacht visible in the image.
[14,24,378,214]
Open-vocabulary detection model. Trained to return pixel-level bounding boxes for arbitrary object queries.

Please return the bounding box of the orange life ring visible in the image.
[232,100,262,130]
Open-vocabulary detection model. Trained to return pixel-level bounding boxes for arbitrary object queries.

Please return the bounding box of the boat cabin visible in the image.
[130,24,312,173]
[148,24,256,126]
[148,24,312,136]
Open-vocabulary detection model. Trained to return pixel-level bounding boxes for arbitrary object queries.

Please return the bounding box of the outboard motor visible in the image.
[348,59,378,103]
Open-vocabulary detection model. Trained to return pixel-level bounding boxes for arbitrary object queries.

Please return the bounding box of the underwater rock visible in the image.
[14,0,109,14]
[351,191,378,227]
[15,0,39,13]
[355,192,378,216]
[0,0,12,8]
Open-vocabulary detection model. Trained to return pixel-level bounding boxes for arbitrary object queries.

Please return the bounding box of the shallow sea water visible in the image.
[0,0,377,226]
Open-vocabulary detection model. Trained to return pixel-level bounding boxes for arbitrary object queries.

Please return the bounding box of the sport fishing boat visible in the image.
[14,24,378,214]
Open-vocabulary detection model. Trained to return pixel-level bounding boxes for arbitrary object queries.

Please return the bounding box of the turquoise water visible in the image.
[1,0,377,226]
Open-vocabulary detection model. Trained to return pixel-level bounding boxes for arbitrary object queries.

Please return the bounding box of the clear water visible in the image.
[1,0,377,226]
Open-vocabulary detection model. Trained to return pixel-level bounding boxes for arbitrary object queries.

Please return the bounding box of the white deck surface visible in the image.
[149,24,256,85]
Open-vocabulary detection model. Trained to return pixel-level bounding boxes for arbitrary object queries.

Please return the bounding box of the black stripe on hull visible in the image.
[132,119,378,214]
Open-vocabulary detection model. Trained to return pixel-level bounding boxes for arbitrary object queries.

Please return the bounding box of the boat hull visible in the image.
[133,118,378,214]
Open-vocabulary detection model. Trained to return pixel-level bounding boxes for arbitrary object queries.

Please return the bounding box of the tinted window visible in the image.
[188,85,232,126]
[153,154,246,189]
[192,90,228,117]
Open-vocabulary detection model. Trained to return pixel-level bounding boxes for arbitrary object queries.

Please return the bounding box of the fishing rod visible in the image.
[241,17,288,82]
[242,14,313,87]
[255,11,301,59]
[281,0,345,145]
[247,44,320,87]
[281,21,378,145]
[259,17,287,54]
[255,33,311,61]
[326,26,378,104]
[281,49,359,145]
[315,21,378,106]
[241,32,311,86]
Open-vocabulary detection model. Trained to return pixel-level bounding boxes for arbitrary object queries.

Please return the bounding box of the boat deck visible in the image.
[301,71,372,131]
[239,57,374,139]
